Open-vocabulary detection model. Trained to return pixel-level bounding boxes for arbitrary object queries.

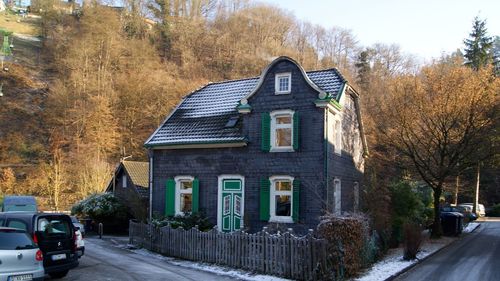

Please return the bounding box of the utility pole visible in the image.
[473,162,480,215]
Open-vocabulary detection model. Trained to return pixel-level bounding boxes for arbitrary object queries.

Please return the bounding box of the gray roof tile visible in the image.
[146,69,345,147]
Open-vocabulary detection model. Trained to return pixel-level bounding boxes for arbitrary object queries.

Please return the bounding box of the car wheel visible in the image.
[49,270,69,279]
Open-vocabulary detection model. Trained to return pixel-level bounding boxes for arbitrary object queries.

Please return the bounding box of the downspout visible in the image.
[148,149,154,222]
[324,109,329,212]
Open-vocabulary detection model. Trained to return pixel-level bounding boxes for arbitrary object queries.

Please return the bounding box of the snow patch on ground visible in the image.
[354,235,456,281]
[121,245,290,281]
[463,222,480,233]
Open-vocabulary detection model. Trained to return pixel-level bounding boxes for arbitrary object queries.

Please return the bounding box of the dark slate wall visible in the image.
[151,60,327,234]
[112,169,148,220]
[326,94,365,213]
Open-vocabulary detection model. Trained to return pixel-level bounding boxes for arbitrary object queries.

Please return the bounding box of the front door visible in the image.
[219,178,243,232]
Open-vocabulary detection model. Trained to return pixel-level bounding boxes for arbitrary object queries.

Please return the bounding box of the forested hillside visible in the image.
[0,0,498,212]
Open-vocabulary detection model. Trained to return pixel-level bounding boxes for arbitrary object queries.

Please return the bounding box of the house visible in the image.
[106,161,149,221]
[145,56,368,233]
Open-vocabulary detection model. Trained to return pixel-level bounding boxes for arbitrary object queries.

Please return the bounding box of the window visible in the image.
[334,119,342,155]
[275,73,291,94]
[334,178,341,215]
[122,175,127,188]
[270,176,294,223]
[175,176,194,215]
[270,110,294,152]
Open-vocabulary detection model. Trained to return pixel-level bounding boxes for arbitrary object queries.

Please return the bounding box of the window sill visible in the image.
[275,91,291,95]
[270,147,295,153]
[269,216,294,224]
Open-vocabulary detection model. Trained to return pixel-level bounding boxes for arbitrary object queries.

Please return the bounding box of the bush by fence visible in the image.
[129,221,340,280]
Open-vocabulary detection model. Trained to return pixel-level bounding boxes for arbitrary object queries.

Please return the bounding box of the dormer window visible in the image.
[275,73,291,94]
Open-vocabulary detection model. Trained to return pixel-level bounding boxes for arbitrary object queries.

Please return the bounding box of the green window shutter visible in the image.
[293,111,299,150]
[165,178,175,217]
[260,178,271,221]
[261,113,271,152]
[192,178,199,213]
[292,179,300,222]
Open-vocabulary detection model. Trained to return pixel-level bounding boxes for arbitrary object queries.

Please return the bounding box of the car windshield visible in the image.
[37,217,72,238]
[0,229,37,250]
[4,205,37,212]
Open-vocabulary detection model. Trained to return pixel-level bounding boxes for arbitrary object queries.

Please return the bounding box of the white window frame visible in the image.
[270,110,294,152]
[275,72,291,95]
[334,118,342,155]
[174,175,194,215]
[334,178,341,215]
[269,175,294,223]
[122,174,127,188]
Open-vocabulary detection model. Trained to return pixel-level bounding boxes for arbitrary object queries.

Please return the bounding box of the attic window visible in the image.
[225,116,239,128]
[275,73,291,94]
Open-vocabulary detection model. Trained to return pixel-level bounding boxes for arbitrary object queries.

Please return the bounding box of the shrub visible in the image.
[151,212,214,231]
[403,222,423,260]
[317,213,370,278]
[488,204,500,217]
[389,181,427,247]
[71,193,129,232]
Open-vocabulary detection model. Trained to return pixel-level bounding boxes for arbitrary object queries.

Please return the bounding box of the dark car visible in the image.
[0,212,79,279]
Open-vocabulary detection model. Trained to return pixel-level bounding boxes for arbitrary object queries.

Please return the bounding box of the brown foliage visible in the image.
[316,214,369,277]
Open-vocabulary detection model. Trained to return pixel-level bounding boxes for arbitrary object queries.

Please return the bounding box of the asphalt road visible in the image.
[396,218,500,281]
[46,237,238,281]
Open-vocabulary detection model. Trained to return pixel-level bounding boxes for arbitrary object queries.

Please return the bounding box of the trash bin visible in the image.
[441,212,464,236]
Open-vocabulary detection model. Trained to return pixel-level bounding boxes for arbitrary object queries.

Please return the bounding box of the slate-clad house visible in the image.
[145,56,368,233]
[106,161,149,220]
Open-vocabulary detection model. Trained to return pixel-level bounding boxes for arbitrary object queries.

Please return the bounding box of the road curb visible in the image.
[384,223,481,281]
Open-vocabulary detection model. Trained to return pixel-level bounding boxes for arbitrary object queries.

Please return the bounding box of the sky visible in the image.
[261,0,500,62]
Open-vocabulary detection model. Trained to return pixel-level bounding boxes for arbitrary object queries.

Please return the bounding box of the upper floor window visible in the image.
[270,110,294,152]
[122,175,127,188]
[175,176,194,215]
[275,73,291,94]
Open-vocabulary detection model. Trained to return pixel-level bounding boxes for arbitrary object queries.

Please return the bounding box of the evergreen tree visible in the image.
[354,48,373,92]
[493,36,500,76]
[463,16,493,71]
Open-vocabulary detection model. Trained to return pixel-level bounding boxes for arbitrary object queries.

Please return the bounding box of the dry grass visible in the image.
[0,12,40,36]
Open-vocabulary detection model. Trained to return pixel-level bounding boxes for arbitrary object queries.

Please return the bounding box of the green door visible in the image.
[221,179,243,233]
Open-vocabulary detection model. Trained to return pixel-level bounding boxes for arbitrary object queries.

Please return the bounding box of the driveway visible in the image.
[48,237,239,281]
[396,218,500,281]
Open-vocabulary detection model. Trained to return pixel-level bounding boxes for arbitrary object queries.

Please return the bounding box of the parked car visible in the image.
[70,216,85,236]
[444,205,477,221]
[0,227,45,281]
[1,196,37,212]
[75,229,84,258]
[0,212,79,279]
[458,203,486,217]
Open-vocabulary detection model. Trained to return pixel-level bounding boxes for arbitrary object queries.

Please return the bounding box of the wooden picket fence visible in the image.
[129,221,334,280]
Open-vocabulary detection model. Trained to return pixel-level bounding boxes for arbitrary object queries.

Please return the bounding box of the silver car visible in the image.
[0,227,44,281]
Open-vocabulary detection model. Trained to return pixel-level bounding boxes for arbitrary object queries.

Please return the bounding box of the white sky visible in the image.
[261,0,500,62]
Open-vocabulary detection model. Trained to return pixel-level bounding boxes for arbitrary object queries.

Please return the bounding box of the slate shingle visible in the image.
[145,69,345,147]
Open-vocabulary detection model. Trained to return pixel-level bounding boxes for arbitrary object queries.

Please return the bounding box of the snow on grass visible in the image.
[121,245,290,281]
[354,235,456,281]
[463,222,480,233]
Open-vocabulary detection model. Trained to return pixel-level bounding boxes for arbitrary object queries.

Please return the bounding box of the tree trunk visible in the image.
[453,175,459,205]
[431,187,443,238]
[473,163,480,215]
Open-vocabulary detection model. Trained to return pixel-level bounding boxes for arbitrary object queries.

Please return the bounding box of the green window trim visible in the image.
[260,178,271,221]
[293,111,299,150]
[261,113,271,152]
[165,178,175,217]
[292,179,300,222]
[192,178,199,213]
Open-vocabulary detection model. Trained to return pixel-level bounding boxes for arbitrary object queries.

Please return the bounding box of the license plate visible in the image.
[9,274,33,281]
[51,253,66,261]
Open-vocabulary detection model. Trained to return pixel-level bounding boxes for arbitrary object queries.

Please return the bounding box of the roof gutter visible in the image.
[146,140,248,150]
